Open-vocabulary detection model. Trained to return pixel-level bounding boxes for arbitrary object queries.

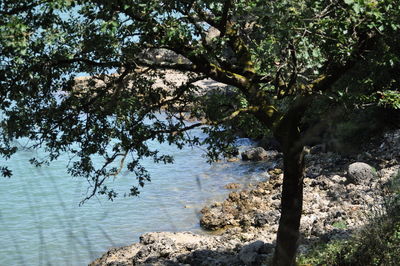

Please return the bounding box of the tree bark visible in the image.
[271,98,308,266]
[272,142,305,265]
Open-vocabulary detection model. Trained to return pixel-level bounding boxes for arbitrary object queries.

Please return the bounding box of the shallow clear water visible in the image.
[0,134,271,265]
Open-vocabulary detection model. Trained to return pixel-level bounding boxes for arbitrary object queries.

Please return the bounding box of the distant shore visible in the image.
[73,69,230,94]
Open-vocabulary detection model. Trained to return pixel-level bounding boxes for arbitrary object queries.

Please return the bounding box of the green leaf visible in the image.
[353,3,361,14]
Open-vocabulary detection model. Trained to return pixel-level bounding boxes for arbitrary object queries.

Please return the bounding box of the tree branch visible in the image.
[150,74,207,109]
[211,106,260,125]
[110,151,128,177]
[220,0,232,36]
[136,59,196,72]
[311,30,378,93]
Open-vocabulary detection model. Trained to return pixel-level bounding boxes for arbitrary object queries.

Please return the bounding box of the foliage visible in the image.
[199,88,269,140]
[299,219,400,265]
[1,0,398,202]
[2,0,399,263]
[378,90,400,109]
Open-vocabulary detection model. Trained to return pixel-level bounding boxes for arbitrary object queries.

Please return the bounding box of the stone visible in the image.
[227,157,240,162]
[268,168,283,176]
[241,147,269,161]
[200,212,224,230]
[225,183,241,189]
[228,191,240,201]
[331,174,346,183]
[306,164,323,178]
[309,144,327,154]
[239,240,265,265]
[347,162,376,184]
[205,26,220,43]
[253,213,269,227]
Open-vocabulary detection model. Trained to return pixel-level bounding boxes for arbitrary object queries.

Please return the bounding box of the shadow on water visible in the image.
[0,138,270,265]
[0,211,26,265]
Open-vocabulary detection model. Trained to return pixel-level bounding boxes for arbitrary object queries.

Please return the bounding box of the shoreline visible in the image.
[90,130,400,265]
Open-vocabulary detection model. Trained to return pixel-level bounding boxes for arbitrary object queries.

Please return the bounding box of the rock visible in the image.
[227,157,240,162]
[306,164,323,178]
[268,168,282,176]
[347,162,376,184]
[241,147,269,161]
[211,202,222,208]
[309,144,327,154]
[378,165,400,184]
[228,191,240,201]
[200,211,224,230]
[239,240,267,265]
[331,175,346,184]
[205,26,220,44]
[225,183,241,190]
[241,147,279,161]
[253,213,269,227]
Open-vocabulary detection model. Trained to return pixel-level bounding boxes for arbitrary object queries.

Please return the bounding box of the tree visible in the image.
[1,0,399,264]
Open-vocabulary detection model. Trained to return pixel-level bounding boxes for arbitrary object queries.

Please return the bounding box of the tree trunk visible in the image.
[272,143,305,265]
[271,104,307,265]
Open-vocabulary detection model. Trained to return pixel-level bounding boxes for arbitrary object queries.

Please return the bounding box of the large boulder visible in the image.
[347,162,376,184]
[241,147,278,161]
[239,240,271,265]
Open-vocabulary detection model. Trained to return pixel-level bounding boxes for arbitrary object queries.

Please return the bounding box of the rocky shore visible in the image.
[90,130,400,266]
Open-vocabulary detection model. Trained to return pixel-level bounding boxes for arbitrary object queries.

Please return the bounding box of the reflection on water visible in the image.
[0,136,271,265]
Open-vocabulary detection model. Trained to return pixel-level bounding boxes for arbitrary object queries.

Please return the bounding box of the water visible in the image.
[0,135,270,265]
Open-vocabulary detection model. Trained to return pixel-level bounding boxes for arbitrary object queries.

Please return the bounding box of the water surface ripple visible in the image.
[0,136,269,265]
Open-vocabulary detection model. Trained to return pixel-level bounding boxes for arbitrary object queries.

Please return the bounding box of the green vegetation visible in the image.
[299,204,400,265]
[299,171,400,265]
[1,1,399,264]
[332,221,347,230]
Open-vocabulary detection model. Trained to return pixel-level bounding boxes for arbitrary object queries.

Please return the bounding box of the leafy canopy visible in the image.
[1,0,399,202]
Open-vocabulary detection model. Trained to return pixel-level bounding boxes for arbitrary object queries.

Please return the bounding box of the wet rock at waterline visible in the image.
[200,180,282,231]
[241,147,279,161]
[224,183,242,190]
[241,147,268,161]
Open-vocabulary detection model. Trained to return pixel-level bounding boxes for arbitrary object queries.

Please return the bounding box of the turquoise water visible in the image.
[0,135,270,265]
